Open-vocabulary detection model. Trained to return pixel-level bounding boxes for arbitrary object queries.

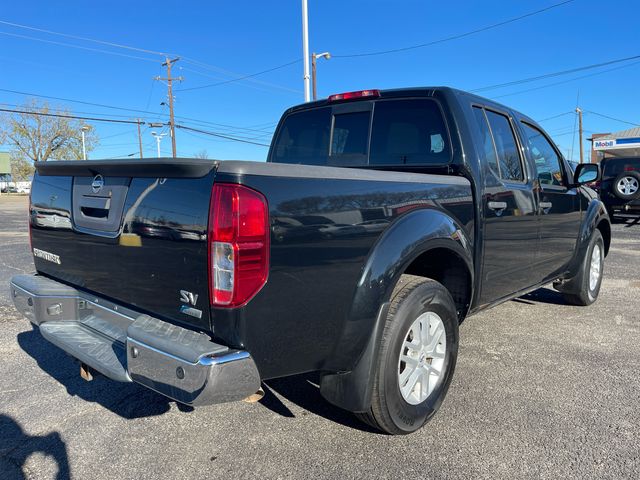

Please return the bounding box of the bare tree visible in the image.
[194,149,209,159]
[0,100,98,162]
[10,153,34,181]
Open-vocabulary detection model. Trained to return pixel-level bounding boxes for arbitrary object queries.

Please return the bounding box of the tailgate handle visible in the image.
[80,196,111,219]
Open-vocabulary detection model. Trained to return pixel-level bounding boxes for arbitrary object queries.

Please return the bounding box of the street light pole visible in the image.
[576,107,584,164]
[301,0,311,102]
[311,52,330,101]
[151,131,167,158]
[81,126,89,160]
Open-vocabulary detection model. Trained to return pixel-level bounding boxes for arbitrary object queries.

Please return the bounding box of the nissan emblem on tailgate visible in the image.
[91,174,104,193]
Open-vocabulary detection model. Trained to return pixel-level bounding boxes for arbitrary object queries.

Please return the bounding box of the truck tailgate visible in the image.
[29,159,218,331]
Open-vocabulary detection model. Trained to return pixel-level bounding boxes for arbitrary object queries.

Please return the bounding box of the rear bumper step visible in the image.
[9,274,260,406]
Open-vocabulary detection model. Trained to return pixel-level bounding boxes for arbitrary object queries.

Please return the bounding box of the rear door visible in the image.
[518,122,582,279]
[471,106,539,305]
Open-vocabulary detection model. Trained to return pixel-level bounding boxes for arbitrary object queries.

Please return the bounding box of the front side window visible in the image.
[271,107,331,165]
[521,123,564,187]
[369,99,450,165]
[484,110,524,182]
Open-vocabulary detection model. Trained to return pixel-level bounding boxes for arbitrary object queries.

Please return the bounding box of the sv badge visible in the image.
[179,290,199,306]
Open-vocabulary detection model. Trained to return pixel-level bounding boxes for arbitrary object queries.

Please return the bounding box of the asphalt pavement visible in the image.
[1,194,639,479]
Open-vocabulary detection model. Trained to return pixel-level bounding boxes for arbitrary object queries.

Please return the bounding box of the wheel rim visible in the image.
[617,176,639,196]
[589,244,602,292]
[397,311,446,405]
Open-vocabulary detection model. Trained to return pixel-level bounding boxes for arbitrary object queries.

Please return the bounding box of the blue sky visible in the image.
[0,0,638,162]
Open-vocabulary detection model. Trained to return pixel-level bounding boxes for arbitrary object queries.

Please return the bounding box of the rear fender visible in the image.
[319,208,473,412]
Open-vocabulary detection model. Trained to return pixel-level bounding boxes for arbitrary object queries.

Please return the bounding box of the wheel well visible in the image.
[597,219,611,256]
[404,248,472,322]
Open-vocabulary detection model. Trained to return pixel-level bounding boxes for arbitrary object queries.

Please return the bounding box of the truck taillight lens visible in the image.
[208,183,269,307]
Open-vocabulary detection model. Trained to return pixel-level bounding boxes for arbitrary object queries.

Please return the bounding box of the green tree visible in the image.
[0,100,98,162]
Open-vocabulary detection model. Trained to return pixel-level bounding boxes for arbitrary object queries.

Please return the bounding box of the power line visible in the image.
[333,0,576,58]
[0,30,159,63]
[586,111,639,127]
[536,112,574,123]
[175,125,270,147]
[0,18,168,55]
[0,87,273,135]
[178,59,301,92]
[489,59,640,99]
[179,65,300,95]
[473,53,640,93]
[0,107,143,124]
[0,87,163,115]
[0,18,299,92]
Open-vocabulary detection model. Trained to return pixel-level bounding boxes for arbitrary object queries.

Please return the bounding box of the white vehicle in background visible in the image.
[0,180,31,193]
[15,181,31,194]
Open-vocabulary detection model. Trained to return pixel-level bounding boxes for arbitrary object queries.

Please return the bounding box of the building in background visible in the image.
[589,127,640,163]
[0,152,11,191]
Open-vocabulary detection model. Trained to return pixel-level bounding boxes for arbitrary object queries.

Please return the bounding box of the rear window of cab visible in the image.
[271,98,451,167]
[603,158,640,176]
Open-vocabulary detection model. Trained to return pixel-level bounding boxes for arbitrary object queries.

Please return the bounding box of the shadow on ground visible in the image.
[611,214,640,227]
[16,325,182,420]
[515,287,570,306]
[261,373,379,434]
[0,414,70,480]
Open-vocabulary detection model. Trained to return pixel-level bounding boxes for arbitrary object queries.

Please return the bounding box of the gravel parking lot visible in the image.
[1,194,639,479]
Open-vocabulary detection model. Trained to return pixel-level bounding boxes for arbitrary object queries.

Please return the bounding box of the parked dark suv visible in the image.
[595,157,640,218]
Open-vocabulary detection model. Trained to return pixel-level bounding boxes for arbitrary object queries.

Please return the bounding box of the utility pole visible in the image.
[136,119,144,159]
[301,0,311,102]
[576,107,584,163]
[155,57,183,158]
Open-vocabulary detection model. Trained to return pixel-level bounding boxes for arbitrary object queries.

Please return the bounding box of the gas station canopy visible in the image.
[593,127,640,158]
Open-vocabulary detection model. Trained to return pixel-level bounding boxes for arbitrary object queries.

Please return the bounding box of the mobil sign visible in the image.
[594,136,640,151]
[593,139,615,150]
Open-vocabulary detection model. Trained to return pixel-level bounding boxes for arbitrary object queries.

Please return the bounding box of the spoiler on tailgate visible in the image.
[34,158,219,178]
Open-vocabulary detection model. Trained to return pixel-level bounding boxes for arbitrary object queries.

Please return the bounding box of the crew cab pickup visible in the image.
[10,87,611,434]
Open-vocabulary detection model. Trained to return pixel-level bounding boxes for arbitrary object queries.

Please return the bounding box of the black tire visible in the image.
[612,171,640,201]
[563,230,605,306]
[356,275,459,435]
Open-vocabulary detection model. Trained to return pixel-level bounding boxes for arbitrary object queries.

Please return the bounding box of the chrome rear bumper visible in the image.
[9,274,260,406]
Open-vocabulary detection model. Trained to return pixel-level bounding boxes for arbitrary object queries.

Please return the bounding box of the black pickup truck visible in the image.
[10,87,610,435]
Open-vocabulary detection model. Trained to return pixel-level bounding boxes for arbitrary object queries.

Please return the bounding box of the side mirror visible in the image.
[573,163,600,186]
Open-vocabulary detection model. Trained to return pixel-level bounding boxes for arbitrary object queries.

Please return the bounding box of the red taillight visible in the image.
[328,89,380,102]
[208,183,269,308]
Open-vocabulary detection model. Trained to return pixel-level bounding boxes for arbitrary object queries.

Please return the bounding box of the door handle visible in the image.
[488,201,507,210]
[539,201,553,213]
[488,201,507,216]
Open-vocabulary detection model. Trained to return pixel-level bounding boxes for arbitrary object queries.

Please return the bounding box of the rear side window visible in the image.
[484,110,524,181]
[272,107,331,165]
[369,99,450,165]
[521,123,564,187]
[471,106,500,176]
